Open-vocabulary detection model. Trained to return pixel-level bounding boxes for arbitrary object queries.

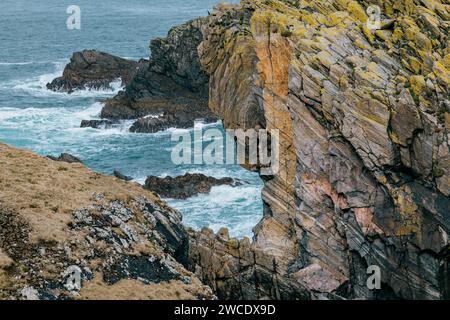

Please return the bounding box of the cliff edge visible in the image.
[0,143,213,300]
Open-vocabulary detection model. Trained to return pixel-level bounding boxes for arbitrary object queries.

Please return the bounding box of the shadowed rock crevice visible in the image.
[438,246,450,299]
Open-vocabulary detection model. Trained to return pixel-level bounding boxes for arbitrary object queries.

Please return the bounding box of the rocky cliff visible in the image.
[0,143,213,300]
[46,50,145,93]
[101,18,218,132]
[187,0,450,300]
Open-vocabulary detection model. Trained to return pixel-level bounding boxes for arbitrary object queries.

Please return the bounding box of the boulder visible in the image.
[144,173,242,199]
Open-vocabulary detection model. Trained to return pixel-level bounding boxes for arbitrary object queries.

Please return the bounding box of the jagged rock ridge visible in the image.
[188,0,450,300]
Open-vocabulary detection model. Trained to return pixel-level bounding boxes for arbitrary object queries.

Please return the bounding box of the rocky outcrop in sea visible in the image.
[46,50,146,93]
[80,119,118,129]
[0,143,213,300]
[47,153,82,164]
[190,0,450,300]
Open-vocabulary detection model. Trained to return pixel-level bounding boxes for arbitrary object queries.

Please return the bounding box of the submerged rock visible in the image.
[144,173,242,199]
[47,153,82,164]
[46,50,147,93]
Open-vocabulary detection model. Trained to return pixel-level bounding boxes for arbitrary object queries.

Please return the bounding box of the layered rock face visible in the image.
[0,143,213,300]
[101,18,218,132]
[46,50,145,93]
[188,0,450,300]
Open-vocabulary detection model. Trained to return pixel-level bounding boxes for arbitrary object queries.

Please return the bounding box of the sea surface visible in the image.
[0,0,263,238]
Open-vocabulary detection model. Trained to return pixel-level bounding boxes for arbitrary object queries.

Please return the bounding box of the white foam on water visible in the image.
[68,103,135,135]
[198,120,223,129]
[185,167,253,180]
[146,120,224,141]
[152,127,190,136]
[204,184,261,205]
[0,107,55,122]
[121,56,147,61]
[7,61,66,94]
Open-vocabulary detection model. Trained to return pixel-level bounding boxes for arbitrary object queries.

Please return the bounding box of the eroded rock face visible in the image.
[188,227,310,300]
[190,0,450,300]
[46,50,145,93]
[144,173,241,199]
[0,143,213,300]
[101,18,218,131]
[47,153,82,164]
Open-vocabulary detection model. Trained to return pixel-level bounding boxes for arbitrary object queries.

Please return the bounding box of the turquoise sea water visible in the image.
[0,0,263,238]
